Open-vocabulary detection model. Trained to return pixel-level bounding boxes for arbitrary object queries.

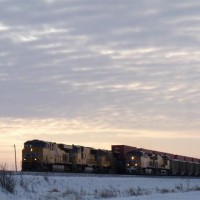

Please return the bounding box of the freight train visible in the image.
[22,140,200,176]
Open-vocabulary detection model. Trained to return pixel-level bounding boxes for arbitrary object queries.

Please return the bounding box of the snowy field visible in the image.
[1,173,200,200]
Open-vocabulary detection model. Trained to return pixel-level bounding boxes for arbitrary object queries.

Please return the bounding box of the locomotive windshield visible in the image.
[24,140,47,148]
[127,150,144,157]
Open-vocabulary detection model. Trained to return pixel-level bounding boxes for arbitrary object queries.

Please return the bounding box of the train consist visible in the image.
[22,140,116,173]
[22,140,200,176]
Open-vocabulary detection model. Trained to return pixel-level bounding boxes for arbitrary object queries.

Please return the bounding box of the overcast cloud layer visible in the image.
[0,0,200,166]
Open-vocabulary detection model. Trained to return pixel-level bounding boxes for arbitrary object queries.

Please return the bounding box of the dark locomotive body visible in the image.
[22,140,200,176]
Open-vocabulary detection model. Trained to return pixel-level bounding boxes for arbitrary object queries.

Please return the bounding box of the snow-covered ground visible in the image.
[1,173,200,200]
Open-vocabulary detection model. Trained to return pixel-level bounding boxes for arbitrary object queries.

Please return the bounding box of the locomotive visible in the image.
[22,139,116,173]
[125,149,170,175]
[22,140,200,176]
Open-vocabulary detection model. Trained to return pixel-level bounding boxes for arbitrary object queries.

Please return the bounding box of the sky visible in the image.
[0,0,200,170]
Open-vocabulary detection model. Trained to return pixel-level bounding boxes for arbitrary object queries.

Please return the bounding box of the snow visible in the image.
[1,173,200,199]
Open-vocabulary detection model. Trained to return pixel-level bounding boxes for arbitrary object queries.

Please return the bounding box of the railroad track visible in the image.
[12,171,200,179]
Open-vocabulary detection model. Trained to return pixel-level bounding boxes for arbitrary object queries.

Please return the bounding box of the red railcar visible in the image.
[184,156,193,162]
[192,158,199,163]
[174,155,185,161]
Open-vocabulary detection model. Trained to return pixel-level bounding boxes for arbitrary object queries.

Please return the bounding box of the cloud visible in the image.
[0,22,10,31]
[0,0,200,165]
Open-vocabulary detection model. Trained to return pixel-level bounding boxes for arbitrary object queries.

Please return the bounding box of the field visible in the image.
[1,172,200,200]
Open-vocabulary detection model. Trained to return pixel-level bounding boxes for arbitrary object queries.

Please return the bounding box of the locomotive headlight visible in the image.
[34,158,37,161]
[131,156,134,160]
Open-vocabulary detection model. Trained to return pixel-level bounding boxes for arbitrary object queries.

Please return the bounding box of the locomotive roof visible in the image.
[126,149,144,156]
[24,139,57,147]
[24,139,51,145]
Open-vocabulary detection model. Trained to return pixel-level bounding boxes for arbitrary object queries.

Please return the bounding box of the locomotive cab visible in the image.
[22,140,47,171]
[126,150,150,174]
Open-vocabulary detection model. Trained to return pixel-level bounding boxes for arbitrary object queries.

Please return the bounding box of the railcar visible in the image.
[193,162,200,176]
[187,162,194,176]
[170,159,180,175]
[179,161,187,176]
